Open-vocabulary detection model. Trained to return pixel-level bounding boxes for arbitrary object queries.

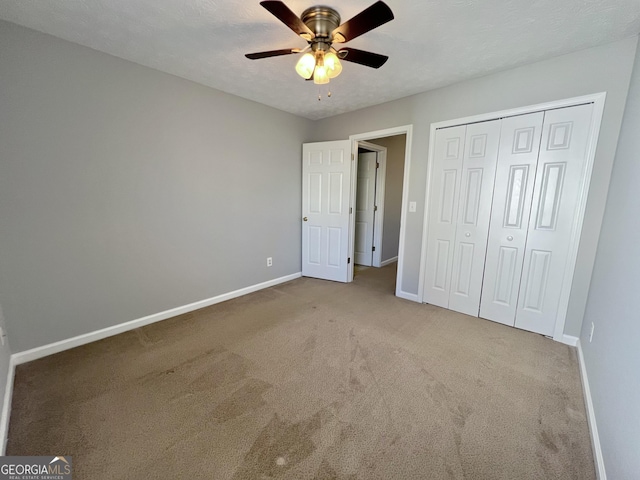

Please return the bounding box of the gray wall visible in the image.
[579,42,640,479]
[313,37,638,336]
[0,21,314,352]
[368,135,405,262]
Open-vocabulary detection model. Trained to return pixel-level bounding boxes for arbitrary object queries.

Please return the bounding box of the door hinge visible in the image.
[374,205,378,212]
[348,257,351,264]
[351,153,355,160]
[376,162,380,169]
[349,207,353,214]
[372,246,376,252]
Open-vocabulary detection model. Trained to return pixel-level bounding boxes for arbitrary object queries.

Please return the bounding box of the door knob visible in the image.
[507,235,513,241]
[465,232,471,237]
[303,217,308,222]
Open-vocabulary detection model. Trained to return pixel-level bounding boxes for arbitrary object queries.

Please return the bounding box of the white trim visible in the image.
[380,256,398,267]
[561,334,579,347]
[347,147,358,281]
[0,357,15,455]
[396,127,414,299]
[576,339,607,480]
[428,93,606,131]
[417,121,439,304]
[396,290,419,302]
[349,125,413,295]
[12,272,302,365]
[357,140,388,268]
[417,93,607,341]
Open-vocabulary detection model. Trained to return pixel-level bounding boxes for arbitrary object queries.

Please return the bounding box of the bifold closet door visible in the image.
[479,112,544,326]
[448,120,501,316]
[514,103,594,336]
[423,125,466,308]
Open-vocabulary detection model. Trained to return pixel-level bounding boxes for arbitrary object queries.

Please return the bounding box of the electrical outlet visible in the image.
[589,322,595,343]
[267,257,273,267]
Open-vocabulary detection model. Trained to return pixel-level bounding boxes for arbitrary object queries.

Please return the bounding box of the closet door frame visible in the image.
[418,92,606,344]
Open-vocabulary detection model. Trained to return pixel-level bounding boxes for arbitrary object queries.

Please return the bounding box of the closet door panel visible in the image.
[479,112,544,326]
[423,126,466,308]
[515,103,594,335]
[449,120,502,316]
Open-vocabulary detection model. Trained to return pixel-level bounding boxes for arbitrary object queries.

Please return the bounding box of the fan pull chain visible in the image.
[317,87,333,101]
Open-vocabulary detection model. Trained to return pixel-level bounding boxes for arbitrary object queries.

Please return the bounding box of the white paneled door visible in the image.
[423,125,466,308]
[515,103,594,336]
[355,151,377,266]
[479,112,545,326]
[448,120,501,316]
[302,141,352,282]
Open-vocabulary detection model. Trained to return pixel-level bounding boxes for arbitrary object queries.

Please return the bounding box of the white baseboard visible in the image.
[395,290,419,303]
[561,334,579,347]
[0,357,15,455]
[12,272,302,366]
[380,256,398,267]
[576,339,607,480]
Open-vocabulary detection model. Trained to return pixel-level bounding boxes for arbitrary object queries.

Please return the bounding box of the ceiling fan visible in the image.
[245,1,394,85]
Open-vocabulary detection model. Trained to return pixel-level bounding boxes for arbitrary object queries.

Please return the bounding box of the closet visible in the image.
[423,102,595,337]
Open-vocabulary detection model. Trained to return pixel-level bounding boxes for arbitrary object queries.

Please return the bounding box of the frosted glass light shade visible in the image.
[295,53,316,79]
[313,65,330,84]
[324,52,342,79]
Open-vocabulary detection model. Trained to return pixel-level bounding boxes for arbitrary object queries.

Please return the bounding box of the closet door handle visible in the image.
[507,235,514,241]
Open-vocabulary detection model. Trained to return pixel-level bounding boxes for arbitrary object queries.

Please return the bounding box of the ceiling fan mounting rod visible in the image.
[311,41,331,53]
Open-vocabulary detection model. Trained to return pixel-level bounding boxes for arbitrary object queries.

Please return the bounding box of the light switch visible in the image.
[409,201,417,213]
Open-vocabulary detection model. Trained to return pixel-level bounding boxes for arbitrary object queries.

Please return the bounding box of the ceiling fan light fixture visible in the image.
[324,51,342,78]
[295,52,316,79]
[313,65,330,84]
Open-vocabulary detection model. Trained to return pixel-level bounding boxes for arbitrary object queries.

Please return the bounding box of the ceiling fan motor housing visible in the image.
[301,6,341,41]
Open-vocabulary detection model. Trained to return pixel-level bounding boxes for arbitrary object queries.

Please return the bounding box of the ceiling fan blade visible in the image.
[338,48,389,69]
[260,1,315,40]
[245,48,299,60]
[331,1,394,43]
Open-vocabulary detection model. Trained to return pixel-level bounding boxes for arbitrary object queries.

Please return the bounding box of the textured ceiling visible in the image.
[1,0,639,120]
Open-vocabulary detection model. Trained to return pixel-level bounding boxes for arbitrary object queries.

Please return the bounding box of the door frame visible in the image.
[348,125,414,296]
[356,140,387,268]
[417,92,606,343]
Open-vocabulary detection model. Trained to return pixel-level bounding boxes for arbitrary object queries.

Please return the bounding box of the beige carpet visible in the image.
[8,264,595,479]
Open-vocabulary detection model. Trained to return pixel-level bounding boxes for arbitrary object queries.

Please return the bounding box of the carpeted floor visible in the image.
[8,264,595,479]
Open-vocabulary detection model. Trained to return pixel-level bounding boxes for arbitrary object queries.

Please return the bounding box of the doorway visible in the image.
[350,130,409,294]
[354,141,385,268]
[418,93,606,342]
[301,125,413,298]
